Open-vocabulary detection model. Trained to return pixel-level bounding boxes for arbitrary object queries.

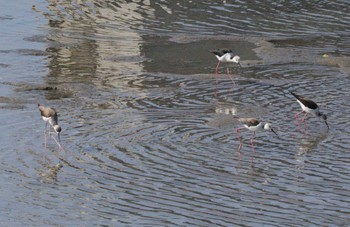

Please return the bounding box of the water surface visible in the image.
[1,0,350,226]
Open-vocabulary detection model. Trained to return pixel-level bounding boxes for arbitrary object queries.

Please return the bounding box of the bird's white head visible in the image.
[232,55,240,64]
[53,125,61,134]
[264,123,278,136]
[264,123,272,130]
[53,125,62,142]
[317,112,329,130]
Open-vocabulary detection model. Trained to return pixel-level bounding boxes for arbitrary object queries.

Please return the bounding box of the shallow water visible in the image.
[1,0,350,226]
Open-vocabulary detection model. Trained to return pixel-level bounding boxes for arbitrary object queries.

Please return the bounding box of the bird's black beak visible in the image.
[271,128,278,137]
[324,120,329,130]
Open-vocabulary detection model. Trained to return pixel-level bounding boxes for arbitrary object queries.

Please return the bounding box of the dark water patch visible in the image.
[0,63,10,68]
[23,34,48,43]
[0,96,26,110]
[0,82,74,99]
[141,36,258,75]
[268,36,337,49]
[15,49,48,56]
[0,15,13,20]
[254,38,350,73]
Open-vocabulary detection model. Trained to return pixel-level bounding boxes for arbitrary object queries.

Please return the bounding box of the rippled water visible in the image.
[1,0,350,226]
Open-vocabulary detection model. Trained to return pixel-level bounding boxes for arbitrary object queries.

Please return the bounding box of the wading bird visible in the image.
[290,92,329,130]
[236,118,278,152]
[38,104,62,147]
[209,48,241,87]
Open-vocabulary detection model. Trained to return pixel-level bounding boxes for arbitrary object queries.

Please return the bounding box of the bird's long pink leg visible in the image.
[44,122,48,149]
[226,66,236,86]
[215,61,220,95]
[302,112,308,129]
[235,128,244,170]
[250,132,256,154]
[50,133,65,152]
[295,110,304,129]
[235,127,244,151]
[249,132,256,165]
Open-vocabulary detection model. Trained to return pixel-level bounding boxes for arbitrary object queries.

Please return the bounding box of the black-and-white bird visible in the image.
[38,104,62,143]
[236,118,278,151]
[290,92,329,130]
[209,48,241,86]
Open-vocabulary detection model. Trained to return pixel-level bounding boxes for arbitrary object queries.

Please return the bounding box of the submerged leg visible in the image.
[235,127,244,151]
[50,133,65,152]
[215,61,220,95]
[295,110,304,129]
[226,67,236,86]
[250,132,256,154]
[249,132,256,166]
[302,112,308,129]
[44,122,48,149]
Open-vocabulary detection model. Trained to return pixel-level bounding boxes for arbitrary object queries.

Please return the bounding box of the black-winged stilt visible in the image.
[209,48,241,87]
[290,92,329,130]
[38,104,62,146]
[236,118,278,152]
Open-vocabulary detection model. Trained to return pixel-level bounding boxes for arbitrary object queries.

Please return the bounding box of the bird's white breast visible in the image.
[244,122,264,132]
[217,53,233,62]
[42,116,51,122]
[297,100,318,116]
[42,116,56,126]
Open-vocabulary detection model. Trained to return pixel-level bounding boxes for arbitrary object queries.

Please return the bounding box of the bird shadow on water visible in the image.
[296,130,328,154]
[37,161,64,183]
[293,130,329,169]
[38,132,83,174]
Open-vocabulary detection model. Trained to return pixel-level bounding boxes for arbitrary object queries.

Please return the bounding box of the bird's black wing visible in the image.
[209,48,233,57]
[51,108,59,125]
[238,118,260,127]
[290,92,318,109]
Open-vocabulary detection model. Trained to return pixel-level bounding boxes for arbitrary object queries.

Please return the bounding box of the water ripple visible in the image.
[2,0,350,226]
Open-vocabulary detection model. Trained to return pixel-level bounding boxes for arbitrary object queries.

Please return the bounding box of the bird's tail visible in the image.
[208,49,217,54]
[290,91,299,99]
